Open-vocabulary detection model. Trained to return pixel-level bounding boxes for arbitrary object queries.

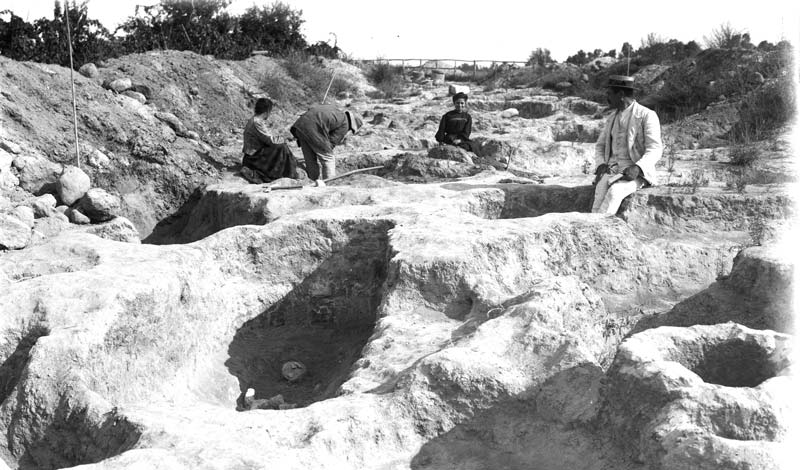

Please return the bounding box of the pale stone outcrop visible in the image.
[0,149,19,189]
[600,322,793,470]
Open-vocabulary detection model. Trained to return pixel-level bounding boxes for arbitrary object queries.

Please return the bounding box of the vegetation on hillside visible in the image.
[0,0,339,65]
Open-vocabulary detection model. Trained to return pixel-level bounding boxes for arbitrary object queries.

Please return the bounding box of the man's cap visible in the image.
[607,75,637,90]
[345,110,363,134]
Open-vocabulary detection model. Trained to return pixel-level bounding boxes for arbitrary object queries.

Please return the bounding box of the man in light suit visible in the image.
[592,75,663,214]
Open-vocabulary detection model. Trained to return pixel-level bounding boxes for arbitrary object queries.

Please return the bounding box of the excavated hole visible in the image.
[690,339,777,387]
[225,221,391,408]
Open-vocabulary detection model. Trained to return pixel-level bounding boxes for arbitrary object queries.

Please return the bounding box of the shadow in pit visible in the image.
[440,183,595,218]
[225,223,391,408]
[0,325,50,405]
[1,326,141,469]
[16,401,141,470]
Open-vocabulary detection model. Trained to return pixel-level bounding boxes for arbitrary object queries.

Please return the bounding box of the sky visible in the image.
[2,0,799,62]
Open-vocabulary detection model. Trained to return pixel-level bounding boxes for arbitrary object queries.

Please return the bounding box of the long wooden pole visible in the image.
[64,2,81,169]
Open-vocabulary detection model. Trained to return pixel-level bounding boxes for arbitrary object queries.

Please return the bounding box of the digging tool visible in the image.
[322,70,338,104]
[258,165,385,192]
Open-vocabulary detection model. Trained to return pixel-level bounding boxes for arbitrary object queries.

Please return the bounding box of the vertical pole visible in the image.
[473,60,476,81]
[64,1,80,169]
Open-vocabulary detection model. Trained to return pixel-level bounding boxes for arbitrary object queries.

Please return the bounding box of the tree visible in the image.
[236,2,306,57]
[526,47,553,66]
[565,49,587,65]
[704,22,750,49]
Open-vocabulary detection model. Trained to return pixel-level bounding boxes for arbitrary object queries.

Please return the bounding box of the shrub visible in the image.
[282,51,358,101]
[366,62,405,98]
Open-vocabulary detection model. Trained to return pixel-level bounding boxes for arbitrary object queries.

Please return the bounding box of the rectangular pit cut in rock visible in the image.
[225,221,391,409]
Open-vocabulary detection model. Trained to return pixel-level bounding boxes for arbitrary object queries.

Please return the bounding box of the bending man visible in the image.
[290,105,363,187]
[592,75,663,214]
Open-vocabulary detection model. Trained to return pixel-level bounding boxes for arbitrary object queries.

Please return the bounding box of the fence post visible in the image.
[473,60,476,81]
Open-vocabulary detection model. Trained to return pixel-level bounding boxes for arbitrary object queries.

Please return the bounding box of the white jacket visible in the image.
[595,101,663,185]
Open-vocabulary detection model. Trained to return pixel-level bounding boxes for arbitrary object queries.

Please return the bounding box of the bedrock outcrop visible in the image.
[600,322,793,470]
[1,172,765,469]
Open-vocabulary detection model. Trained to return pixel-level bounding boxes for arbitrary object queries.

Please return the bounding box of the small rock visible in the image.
[154,111,188,135]
[0,140,22,154]
[370,113,388,125]
[32,194,57,218]
[57,165,91,206]
[0,149,19,189]
[66,207,91,225]
[281,361,307,382]
[78,63,98,78]
[55,205,69,214]
[555,81,573,91]
[0,214,31,250]
[184,131,201,141]
[121,90,147,104]
[500,108,519,118]
[427,145,474,165]
[78,216,140,243]
[86,148,111,168]
[103,77,132,93]
[581,73,589,82]
[753,72,765,84]
[75,188,120,223]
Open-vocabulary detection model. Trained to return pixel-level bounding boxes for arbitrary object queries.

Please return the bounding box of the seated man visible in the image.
[435,92,477,153]
[592,75,663,214]
[241,97,298,183]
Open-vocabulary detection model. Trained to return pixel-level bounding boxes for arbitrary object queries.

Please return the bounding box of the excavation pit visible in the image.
[225,222,390,408]
[689,338,779,388]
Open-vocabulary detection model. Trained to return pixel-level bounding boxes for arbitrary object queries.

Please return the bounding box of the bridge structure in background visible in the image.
[355,58,528,80]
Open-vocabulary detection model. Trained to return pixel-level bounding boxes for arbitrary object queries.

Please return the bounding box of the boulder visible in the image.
[448,84,470,96]
[0,213,30,249]
[11,154,63,195]
[31,194,57,218]
[57,165,91,206]
[76,188,121,222]
[500,108,519,118]
[78,63,99,78]
[427,145,474,164]
[103,77,132,93]
[0,149,20,189]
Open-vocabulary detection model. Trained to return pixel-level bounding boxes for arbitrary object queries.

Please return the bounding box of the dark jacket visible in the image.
[242,116,282,156]
[435,110,472,144]
[290,105,351,155]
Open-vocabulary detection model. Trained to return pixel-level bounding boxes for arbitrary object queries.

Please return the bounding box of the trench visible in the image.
[225,221,391,409]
